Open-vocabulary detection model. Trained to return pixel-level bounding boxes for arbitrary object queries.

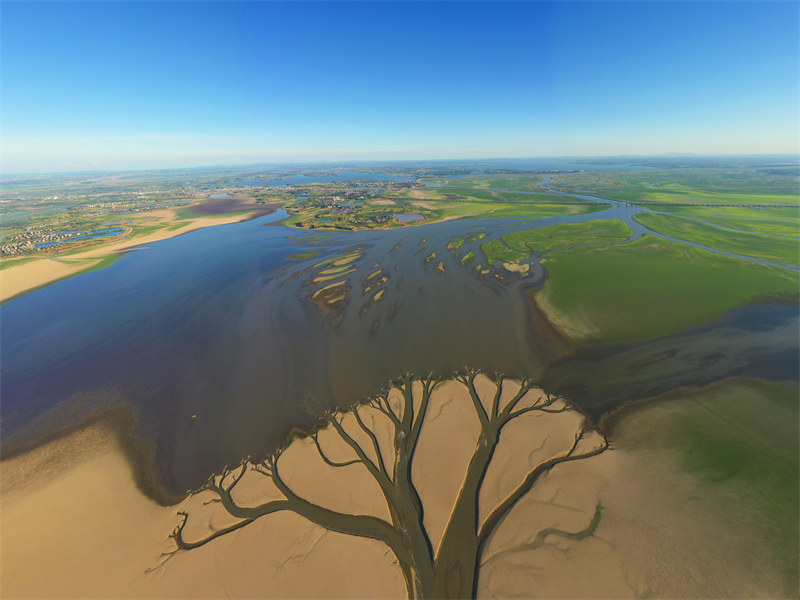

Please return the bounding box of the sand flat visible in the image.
[1,376,791,598]
[0,420,404,598]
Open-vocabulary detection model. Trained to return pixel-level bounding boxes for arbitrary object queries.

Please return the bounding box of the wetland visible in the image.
[2,158,798,500]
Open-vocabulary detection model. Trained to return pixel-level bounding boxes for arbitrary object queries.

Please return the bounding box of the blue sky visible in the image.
[2,1,798,173]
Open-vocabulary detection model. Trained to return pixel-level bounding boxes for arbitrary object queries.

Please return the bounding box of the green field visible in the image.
[655,205,799,221]
[535,235,799,343]
[502,219,632,254]
[479,219,632,268]
[638,190,800,206]
[422,201,606,222]
[424,186,562,203]
[548,167,799,204]
[424,173,548,190]
[682,216,799,238]
[446,232,486,252]
[480,238,528,264]
[634,212,800,266]
[651,205,799,238]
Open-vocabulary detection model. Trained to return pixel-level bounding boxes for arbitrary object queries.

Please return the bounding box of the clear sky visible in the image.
[2,1,798,173]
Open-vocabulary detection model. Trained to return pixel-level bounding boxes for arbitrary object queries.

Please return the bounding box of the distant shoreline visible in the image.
[0,205,275,303]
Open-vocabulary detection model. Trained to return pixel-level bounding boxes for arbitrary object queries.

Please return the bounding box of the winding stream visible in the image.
[534,177,799,271]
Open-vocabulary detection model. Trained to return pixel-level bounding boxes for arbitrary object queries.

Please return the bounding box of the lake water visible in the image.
[2,191,797,498]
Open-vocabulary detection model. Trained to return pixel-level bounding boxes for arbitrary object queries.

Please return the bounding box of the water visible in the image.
[2,210,544,493]
[543,303,800,416]
[209,192,231,198]
[2,183,797,497]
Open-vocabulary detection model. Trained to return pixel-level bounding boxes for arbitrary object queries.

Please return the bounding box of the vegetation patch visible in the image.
[447,236,467,252]
[536,235,799,343]
[422,201,605,222]
[502,219,632,254]
[633,212,800,265]
[671,215,799,238]
[656,205,799,221]
[480,239,527,265]
[548,168,799,204]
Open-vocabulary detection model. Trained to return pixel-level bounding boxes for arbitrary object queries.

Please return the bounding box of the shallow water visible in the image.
[2,193,797,495]
[542,303,800,417]
[2,210,552,491]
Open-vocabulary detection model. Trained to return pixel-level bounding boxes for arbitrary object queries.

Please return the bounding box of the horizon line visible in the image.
[4,152,799,178]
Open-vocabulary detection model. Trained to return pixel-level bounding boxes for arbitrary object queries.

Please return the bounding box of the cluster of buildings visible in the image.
[1,225,76,255]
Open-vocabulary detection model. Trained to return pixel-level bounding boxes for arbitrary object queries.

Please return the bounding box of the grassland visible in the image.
[423,173,548,190]
[653,205,799,238]
[549,166,799,204]
[636,190,799,206]
[400,184,607,223]
[480,239,529,265]
[633,212,799,266]
[446,233,487,252]
[655,205,799,221]
[534,236,799,344]
[684,216,799,237]
[477,219,633,268]
[422,201,605,221]
[416,186,561,203]
[503,219,632,254]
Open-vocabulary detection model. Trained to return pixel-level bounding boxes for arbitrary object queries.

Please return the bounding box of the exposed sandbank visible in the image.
[2,375,791,598]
